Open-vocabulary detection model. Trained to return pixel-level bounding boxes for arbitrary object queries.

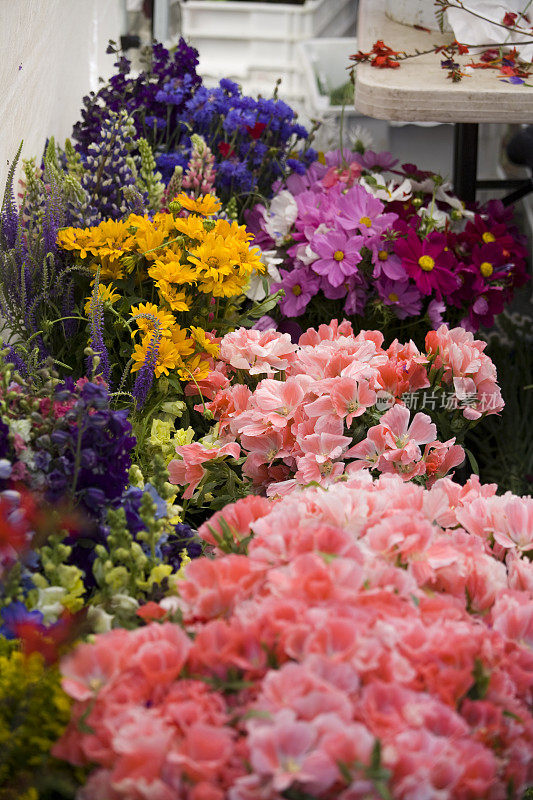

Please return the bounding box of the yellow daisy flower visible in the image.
[188,234,235,279]
[90,253,126,282]
[174,192,222,217]
[156,281,191,312]
[84,283,121,315]
[172,214,207,241]
[131,335,183,378]
[177,353,212,381]
[199,275,247,297]
[129,221,168,261]
[170,325,195,358]
[190,326,220,357]
[130,302,175,338]
[213,218,254,243]
[148,259,197,286]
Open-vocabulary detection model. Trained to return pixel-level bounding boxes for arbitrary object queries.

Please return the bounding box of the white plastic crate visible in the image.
[299,37,391,152]
[179,0,356,101]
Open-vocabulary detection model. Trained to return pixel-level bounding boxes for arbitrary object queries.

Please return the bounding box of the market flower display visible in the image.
[246,148,528,336]
[0,21,532,800]
[53,474,533,799]
[172,320,502,502]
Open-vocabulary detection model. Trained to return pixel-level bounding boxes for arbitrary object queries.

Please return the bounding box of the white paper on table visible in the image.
[446,0,533,62]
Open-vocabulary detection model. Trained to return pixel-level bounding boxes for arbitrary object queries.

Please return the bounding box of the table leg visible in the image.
[453,123,479,204]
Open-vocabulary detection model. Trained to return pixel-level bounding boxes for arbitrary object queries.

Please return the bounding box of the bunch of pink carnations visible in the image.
[246,148,528,336]
[169,321,503,500]
[53,473,533,799]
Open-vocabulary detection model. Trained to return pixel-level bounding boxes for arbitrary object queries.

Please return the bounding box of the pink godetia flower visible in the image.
[423,438,465,486]
[309,229,364,287]
[321,160,363,189]
[168,441,241,499]
[425,325,504,419]
[346,405,437,480]
[305,376,376,426]
[251,378,307,428]
[198,495,273,548]
[295,414,352,465]
[220,329,298,376]
[394,229,459,297]
[491,496,533,553]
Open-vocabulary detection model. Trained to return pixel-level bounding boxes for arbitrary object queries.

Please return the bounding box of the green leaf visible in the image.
[465,447,479,476]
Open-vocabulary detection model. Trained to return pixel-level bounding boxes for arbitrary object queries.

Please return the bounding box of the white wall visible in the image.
[0,0,125,192]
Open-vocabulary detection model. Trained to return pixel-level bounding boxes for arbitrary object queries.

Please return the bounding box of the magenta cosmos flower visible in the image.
[310,229,364,287]
[394,229,459,297]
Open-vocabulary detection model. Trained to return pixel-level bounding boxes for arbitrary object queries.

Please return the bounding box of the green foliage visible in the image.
[137,137,165,211]
[465,310,533,495]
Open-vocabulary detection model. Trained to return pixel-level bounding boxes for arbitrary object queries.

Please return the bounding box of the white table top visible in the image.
[354,0,533,123]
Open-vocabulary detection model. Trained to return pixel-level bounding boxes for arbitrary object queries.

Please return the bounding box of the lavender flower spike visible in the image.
[131,314,162,409]
[87,278,111,384]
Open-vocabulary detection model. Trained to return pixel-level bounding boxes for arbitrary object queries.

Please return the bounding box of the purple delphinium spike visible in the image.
[131,316,162,408]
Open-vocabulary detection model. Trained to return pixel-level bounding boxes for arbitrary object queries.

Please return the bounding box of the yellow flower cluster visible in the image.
[57,193,264,385]
[0,640,71,789]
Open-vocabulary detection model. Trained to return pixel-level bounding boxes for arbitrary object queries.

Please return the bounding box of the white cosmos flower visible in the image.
[410,178,475,220]
[417,205,450,229]
[361,172,413,202]
[245,249,283,302]
[349,125,375,151]
[262,190,298,245]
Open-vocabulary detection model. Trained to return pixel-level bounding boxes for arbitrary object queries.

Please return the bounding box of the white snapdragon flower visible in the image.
[10,419,31,442]
[36,586,67,624]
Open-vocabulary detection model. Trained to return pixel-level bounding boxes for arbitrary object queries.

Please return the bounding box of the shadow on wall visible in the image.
[0,0,124,190]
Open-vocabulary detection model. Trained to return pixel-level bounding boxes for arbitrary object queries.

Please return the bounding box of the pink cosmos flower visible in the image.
[309,229,364,287]
[274,266,320,318]
[337,184,398,240]
[376,276,423,320]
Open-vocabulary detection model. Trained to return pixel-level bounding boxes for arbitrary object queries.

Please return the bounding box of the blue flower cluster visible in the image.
[155,78,317,204]
[81,110,142,224]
